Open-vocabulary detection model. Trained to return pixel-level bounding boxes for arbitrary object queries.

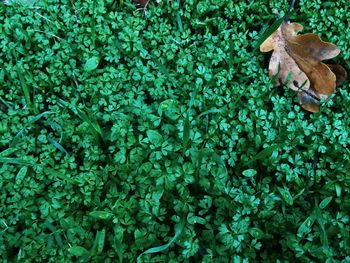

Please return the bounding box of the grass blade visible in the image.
[253,17,284,53]
[0,97,13,109]
[314,204,329,247]
[44,221,63,247]
[182,86,199,153]
[48,137,69,156]
[277,186,293,205]
[96,229,106,254]
[91,229,106,254]
[138,218,185,261]
[297,215,315,237]
[17,65,32,111]
[197,148,228,178]
[68,246,89,257]
[15,166,28,181]
[56,98,104,146]
[29,111,52,124]
[245,144,279,165]
[0,157,36,166]
[176,0,182,32]
[197,108,222,118]
[9,129,25,148]
[76,108,102,136]
[0,148,18,157]
[91,0,97,47]
[182,112,190,152]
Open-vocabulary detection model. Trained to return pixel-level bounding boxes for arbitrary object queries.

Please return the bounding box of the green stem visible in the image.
[285,0,296,22]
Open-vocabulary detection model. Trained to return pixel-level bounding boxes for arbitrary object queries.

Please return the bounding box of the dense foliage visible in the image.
[1,0,350,262]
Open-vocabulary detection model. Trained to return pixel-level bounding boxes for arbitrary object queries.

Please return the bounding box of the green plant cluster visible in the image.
[1,0,350,262]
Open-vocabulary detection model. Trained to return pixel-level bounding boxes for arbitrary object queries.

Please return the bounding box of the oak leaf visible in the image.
[260,21,346,112]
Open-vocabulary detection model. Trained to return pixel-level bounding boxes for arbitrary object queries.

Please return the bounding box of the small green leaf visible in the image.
[335,184,341,197]
[255,135,261,147]
[0,148,18,157]
[97,229,106,254]
[146,130,163,147]
[89,211,113,220]
[248,227,264,239]
[242,169,257,178]
[277,187,293,205]
[92,229,106,254]
[297,215,315,237]
[160,99,176,111]
[319,197,332,209]
[44,221,63,248]
[54,232,63,248]
[68,246,89,257]
[84,57,99,71]
[15,166,28,181]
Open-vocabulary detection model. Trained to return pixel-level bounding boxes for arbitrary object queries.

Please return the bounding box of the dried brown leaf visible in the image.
[260,21,346,112]
[260,23,310,92]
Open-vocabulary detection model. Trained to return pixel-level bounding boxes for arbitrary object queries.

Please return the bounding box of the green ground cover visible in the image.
[1,0,350,262]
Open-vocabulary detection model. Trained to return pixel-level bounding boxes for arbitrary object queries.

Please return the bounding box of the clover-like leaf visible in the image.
[84,57,99,71]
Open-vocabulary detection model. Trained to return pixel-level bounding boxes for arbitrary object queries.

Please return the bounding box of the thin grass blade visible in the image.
[48,137,69,156]
[0,157,35,166]
[138,218,185,261]
[245,144,279,165]
[182,112,190,152]
[253,17,284,53]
